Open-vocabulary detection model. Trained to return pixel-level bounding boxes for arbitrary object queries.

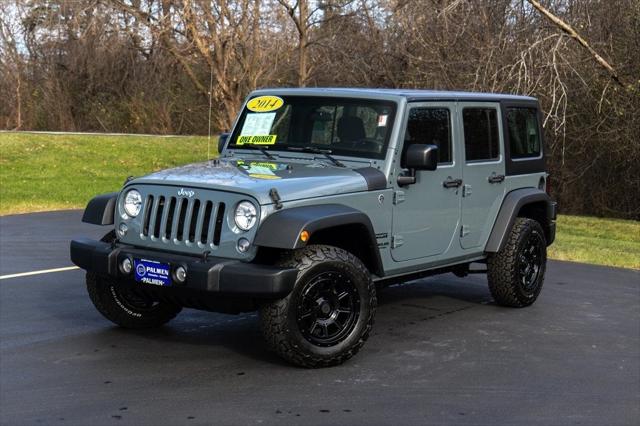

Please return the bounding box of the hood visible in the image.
[130,158,386,205]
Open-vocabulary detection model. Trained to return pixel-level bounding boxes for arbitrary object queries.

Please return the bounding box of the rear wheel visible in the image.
[259,245,376,368]
[487,218,547,307]
[86,231,182,328]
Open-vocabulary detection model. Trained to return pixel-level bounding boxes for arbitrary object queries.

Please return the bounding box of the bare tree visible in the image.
[526,0,626,88]
[111,0,280,129]
[0,2,24,129]
[276,0,356,86]
[1,0,638,217]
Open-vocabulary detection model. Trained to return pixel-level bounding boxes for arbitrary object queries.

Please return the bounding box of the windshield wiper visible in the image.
[287,146,345,167]
[254,146,276,160]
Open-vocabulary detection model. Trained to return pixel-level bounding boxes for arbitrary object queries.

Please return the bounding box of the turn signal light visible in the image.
[300,230,310,242]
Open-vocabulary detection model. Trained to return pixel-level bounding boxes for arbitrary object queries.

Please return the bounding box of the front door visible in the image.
[391,102,462,262]
[458,103,506,250]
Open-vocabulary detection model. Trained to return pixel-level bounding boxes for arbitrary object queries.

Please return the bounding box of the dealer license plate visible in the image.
[134,259,172,286]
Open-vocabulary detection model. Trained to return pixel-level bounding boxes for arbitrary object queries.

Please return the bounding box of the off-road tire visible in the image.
[259,245,376,368]
[86,231,182,329]
[487,218,547,307]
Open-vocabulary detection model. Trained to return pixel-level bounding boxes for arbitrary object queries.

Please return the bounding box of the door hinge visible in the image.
[392,235,404,248]
[460,225,470,237]
[393,191,405,205]
[463,184,472,197]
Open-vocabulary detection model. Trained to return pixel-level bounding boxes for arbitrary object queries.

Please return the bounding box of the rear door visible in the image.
[459,103,506,250]
[391,102,462,262]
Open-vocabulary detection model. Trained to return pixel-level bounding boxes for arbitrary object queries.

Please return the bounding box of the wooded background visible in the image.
[1,0,638,219]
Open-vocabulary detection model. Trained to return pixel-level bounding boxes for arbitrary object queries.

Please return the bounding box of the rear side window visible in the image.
[404,108,452,164]
[507,108,541,158]
[462,108,500,161]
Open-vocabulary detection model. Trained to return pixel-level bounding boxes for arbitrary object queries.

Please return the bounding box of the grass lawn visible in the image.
[548,215,640,270]
[0,132,213,215]
[1,132,638,269]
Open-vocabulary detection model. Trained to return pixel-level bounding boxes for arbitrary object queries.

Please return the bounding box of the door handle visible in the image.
[488,174,505,184]
[443,178,463,188]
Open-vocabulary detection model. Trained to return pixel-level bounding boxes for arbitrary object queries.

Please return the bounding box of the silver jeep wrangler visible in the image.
[71,88,557,367]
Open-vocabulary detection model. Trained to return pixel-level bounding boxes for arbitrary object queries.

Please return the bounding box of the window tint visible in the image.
[462,108,499,161]
[404,108,452,164]
[507,108,541,158]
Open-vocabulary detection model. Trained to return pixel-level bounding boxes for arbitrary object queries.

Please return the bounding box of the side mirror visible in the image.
[218,132,230,155]
[398,144,438,186]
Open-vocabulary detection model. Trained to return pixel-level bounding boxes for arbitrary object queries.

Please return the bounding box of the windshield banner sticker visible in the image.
[236,160,285,179]
[240,112,276,136]
[246,95,284,112]
[237,135,277,145]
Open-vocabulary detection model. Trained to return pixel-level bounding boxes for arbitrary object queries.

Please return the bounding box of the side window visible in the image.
[507,108,541,158]
[404,108,452,165]
[462,108,499,162]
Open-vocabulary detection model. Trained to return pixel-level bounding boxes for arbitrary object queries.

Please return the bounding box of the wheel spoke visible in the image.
[320,323,329,337]
[309,322,320,336]
[298,310,313,320]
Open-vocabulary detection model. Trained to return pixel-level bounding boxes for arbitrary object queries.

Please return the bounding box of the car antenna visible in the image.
[207,65,214,161]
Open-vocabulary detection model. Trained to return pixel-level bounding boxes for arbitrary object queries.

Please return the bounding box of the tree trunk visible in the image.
[298,0,309,87]
[15,72,21,130]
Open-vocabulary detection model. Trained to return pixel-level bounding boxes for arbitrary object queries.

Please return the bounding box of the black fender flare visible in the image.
[254,204,383,276]
[485,188,557,253]
[82,192,118,225]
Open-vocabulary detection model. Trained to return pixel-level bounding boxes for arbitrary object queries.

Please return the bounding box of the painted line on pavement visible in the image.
[0,266,80,280]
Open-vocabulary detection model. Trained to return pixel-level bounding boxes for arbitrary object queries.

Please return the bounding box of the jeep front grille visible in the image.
[141,195,226,247]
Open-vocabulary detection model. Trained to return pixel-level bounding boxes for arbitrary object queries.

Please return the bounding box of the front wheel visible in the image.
[259,245,376,368]
[487,218,547,307]
[86,232,182,329]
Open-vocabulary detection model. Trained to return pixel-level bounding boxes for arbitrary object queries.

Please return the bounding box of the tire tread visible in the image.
[259,245,376,368]
[487,217,546,308]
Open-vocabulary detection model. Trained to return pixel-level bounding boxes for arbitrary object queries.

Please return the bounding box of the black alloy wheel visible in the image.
[296,271,360,347]
[518,231,545,291]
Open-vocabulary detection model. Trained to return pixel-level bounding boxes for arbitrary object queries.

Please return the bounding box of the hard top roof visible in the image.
[251,87,537,102]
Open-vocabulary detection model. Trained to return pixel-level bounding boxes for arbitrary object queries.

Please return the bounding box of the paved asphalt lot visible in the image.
[0,211,638,426]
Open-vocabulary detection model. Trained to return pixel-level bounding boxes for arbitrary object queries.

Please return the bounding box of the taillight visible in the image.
[539,176,551,195]
[545,177,551,195]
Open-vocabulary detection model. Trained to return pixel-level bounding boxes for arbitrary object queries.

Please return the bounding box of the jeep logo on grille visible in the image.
[177,188,195,198]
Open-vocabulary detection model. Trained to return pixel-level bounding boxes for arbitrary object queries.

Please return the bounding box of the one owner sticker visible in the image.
[237,135,277,145]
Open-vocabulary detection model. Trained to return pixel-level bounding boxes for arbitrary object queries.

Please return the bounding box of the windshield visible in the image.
[228,96,397,160]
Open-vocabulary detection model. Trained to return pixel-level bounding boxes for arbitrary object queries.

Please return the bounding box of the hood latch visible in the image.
[269,188,283,210]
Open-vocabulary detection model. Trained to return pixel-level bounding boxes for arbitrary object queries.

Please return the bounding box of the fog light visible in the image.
[237,238,250,253]
[117,222,128,238]
[121,258,132,274]
[174,266,187,283]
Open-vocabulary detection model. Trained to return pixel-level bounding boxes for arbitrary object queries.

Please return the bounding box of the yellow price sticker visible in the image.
[237,135,277,145]
[249,173,281,180]
[249,161,278,170]
[246,96,284,112]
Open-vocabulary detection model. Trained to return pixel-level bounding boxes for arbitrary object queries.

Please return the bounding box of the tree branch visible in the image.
[526,0,626,88]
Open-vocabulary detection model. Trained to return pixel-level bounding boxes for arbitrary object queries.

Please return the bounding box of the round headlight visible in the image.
[123,189,143,218]
[234,201,257,231]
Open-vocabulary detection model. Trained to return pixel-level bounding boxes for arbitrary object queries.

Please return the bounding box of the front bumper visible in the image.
[70,238,297,298]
